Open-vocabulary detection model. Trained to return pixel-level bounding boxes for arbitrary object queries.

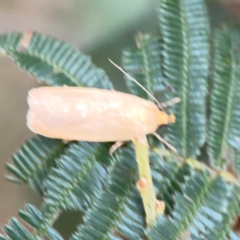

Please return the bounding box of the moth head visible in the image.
[158,111,175,126]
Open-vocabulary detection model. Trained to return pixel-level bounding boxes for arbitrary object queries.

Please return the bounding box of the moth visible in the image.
[27,86,175,142]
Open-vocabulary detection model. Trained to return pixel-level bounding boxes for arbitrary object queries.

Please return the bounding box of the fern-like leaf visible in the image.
[156,0,210,157]
[6,136,65,194]
[147,158,240,240]
[0,204,63,240]
[233,148,240,179]
[0,32,112,88]
[44,142,112,211]
[70,147,146,240]
[208,29,240,169]
[1,143,117,240]
[122,34,164,100]
[3,143,240,239]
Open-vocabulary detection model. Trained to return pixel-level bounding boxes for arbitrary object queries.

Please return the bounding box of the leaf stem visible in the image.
[133,135,164,226]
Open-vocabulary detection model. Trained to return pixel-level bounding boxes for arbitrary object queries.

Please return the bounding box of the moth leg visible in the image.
[109,141,125,155]
[153,132,177,153]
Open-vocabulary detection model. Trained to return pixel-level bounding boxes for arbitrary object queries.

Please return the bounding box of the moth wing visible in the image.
[27,87,160,141]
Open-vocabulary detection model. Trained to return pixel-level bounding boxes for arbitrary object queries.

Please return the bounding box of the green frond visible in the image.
[155,0,210,157]
[116,189,145,239]
[233,148,240,179]
[70,147,146,240]
[3,144,240,239]
[122,34,164,100]
[44,142,112,211]
[6,136,65,194]
[208,29,240,169]
[0,204,63,240]
[147,156,240,240]
[67,148,240,240]
[0,32,112,88]
[4,131,118,238]
[150,152,180,213]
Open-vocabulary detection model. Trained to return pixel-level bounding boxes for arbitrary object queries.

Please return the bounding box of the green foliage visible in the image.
[208,29,240,169]
[6,136,65,194]
[71,148,144,240]
[2,0,240,239]
[148,157,240,239]
[122,34,164,100]
[0,204,63,240]
[154,0,210,157]
[3,143,240,240]
[44,142,112,211]
[0,32,112,89]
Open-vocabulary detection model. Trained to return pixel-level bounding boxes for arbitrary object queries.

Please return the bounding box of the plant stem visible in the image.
[133,135,163,226]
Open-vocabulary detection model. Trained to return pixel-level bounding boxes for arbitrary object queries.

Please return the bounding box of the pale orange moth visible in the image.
[27,86,175,141]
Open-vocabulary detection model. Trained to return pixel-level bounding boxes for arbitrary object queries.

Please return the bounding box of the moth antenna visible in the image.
[153,132,177,153]
[109,59,161,107]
